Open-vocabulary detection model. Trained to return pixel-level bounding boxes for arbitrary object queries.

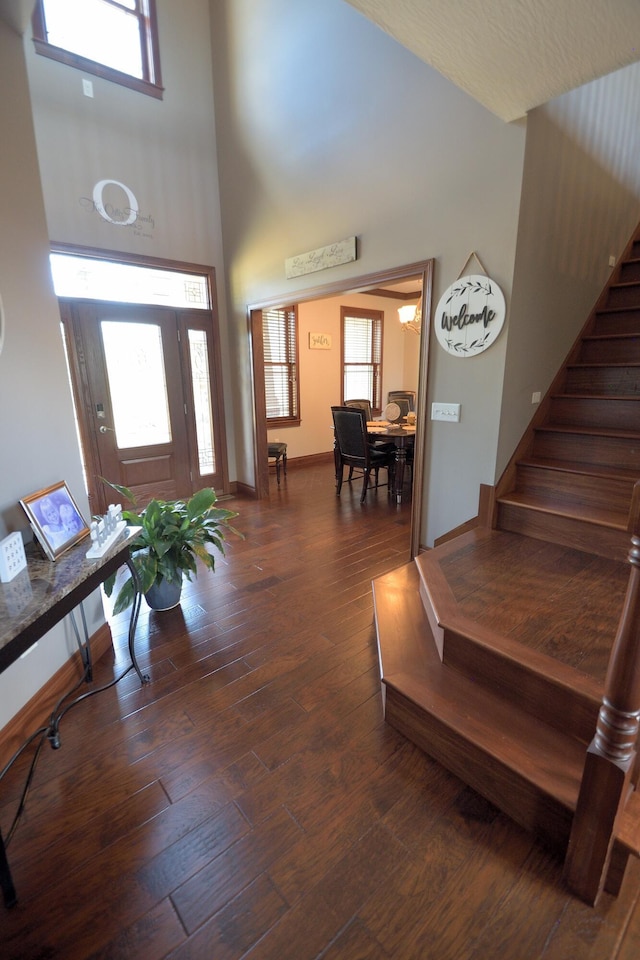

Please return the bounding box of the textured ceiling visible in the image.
[345,0,640,121]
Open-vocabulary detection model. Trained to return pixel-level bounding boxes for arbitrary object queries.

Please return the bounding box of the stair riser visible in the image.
[384,687,573,854]
[619,258,640,283]
[565,366,640,396]
[496,501,629,560]
[579,338,640,364]
[443,627,600,743]
[533,430,640,469]
[606,286,640,309]
[593,310,640,336]
[549,397,640,432]
[515,464,634,515]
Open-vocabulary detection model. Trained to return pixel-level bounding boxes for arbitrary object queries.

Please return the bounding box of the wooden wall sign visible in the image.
[309,333,332,349]
[285,237,356,279]
[434,274,505,357]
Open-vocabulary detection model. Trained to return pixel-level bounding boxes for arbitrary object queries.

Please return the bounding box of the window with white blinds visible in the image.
[341,307,383,413]
[263,304,300,424]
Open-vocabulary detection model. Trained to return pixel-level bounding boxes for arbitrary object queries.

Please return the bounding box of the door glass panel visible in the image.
[188,328,216,475]
[50,254,210,309]
[101,321,172,448]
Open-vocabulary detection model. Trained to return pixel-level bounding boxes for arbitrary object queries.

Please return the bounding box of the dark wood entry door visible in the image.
[62,300,227,515]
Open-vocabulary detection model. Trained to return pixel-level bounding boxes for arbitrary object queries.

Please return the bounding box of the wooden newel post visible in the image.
[563,481,640,904]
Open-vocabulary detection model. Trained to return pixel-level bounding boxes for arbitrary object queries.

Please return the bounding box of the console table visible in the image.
[0,526,145,907]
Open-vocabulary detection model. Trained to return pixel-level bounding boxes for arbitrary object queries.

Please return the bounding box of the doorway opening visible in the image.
[249,259,433,557]
[53,246,229,516]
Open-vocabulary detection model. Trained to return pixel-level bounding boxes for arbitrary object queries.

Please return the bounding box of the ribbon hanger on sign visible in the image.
[455,251,488,281]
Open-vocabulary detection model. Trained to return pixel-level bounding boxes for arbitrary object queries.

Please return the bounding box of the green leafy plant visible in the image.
[103,481,242,614]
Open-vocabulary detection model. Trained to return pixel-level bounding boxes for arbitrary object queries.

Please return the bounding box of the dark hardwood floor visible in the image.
[1,460,640,959]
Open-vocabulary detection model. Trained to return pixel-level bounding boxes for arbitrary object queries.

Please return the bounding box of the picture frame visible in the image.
[20,481,90,561]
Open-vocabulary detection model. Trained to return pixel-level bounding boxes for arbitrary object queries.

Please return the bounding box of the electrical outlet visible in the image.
[532,391,541,404]
[0,532,27,582]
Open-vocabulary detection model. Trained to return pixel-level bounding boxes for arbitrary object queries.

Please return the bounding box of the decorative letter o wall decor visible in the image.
[92,179,139,227]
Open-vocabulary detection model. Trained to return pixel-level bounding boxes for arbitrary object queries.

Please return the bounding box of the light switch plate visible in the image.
[0,531,27,582]
[431,402,461,422]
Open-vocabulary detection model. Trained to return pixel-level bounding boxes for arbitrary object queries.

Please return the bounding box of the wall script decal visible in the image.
[79,179,155,239]
[309,332,332,349]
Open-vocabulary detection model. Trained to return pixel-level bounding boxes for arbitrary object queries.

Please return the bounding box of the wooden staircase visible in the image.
[373,223,640,906]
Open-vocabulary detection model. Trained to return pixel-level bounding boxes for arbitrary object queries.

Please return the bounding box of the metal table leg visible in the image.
[0,830,17,908]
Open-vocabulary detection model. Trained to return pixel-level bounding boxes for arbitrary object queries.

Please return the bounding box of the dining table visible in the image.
[367,420,416,503]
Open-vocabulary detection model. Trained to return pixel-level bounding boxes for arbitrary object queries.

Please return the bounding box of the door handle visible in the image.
[99,425,115,434]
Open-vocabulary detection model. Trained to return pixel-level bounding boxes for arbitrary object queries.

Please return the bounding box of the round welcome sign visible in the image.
[434,274,505,357]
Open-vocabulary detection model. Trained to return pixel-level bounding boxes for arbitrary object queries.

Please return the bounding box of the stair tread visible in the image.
[373,563,585,811]
[567,361,640,369]
[518,457,640,482]
[596,306,640,314]
[415,529,613,691]
[391,670,584,809]
[535,422,640,440]
[551,393,640,401]
[497,490,628,529]
[583,333,640,342]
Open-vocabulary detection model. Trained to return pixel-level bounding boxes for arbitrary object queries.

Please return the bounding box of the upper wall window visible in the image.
[32,0,163,99]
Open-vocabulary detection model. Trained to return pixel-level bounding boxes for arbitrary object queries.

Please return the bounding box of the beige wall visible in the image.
[23,0,237,476]
[211,0,640,542]
[497,63,640,473]
[0,0,232,727]
[268,292,419,459]
[0,18,101,727]
[210,0,527,543]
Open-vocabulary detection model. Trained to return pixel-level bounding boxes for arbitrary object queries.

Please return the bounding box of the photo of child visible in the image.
[20,482,89,560]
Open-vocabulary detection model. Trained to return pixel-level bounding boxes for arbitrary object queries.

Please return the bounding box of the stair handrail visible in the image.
[564,479,640,904]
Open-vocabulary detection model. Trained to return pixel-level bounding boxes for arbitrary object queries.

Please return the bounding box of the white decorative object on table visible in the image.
[0,532,27,583]
[85,504,126,559]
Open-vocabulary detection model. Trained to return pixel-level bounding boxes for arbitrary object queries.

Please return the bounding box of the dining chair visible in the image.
[387,390,416,412]
[385,398,410,421]
[267,441,287,484]
[331,406,395,503]
[345,398,395,452]
[344,398,372,419]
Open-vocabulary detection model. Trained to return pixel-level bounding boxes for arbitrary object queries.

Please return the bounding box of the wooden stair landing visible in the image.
[426,527,629,684]
[372,529,640,864]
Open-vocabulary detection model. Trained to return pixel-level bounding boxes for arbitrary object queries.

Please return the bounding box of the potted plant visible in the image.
[103,481,242,613]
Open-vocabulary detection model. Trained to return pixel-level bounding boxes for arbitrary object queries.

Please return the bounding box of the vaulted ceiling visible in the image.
[2,1,640,123]
[345,0,640,121]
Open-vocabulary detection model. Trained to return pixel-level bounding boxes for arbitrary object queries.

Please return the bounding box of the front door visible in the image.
[62,299,227,515]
